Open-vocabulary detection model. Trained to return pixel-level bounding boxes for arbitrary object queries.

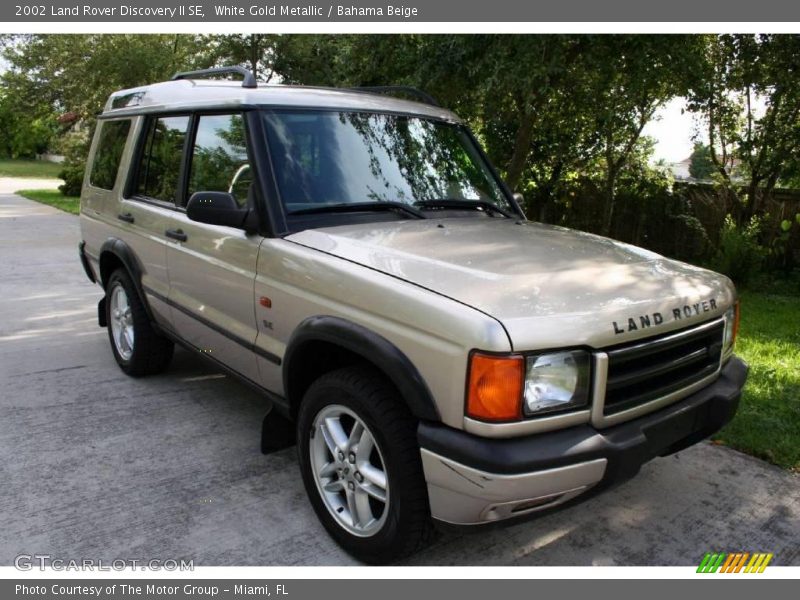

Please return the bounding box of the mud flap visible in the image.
[98,296,107,327]
[261,405,295,454]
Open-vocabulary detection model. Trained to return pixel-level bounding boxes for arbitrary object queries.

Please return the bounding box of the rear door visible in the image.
[114,114,191,329]
[164,112,264,384]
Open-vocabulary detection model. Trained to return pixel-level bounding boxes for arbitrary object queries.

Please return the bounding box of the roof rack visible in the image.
[171,66,257,89]
[346,86,440,107]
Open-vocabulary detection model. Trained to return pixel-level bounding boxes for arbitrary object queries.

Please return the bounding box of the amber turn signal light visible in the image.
[466,352,524,421]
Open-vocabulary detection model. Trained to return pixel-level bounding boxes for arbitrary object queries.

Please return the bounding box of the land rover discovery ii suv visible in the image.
[79,67,748,563]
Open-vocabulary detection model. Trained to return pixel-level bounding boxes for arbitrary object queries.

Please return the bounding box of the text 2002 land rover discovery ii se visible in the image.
[79,67,747,563]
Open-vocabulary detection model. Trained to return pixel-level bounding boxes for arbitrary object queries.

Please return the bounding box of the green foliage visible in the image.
[769,212,800,273]
[199,34,278,82]
[2,34,209,122]
[57,130,90,196]
[688,143,715,180]
[686,35,800,223]
[1,33,798,277]
[2,34,211,198]
[710,214,767,285]
[269,34,700,234]
[0,89,56,158]
[58,163,85,197]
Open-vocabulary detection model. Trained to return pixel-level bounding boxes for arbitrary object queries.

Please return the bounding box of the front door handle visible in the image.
[165,228,188,242]
[117,212,135,223]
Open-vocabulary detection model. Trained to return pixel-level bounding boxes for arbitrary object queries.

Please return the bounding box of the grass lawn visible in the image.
[714,289,800,470]
[0,158,63,179]
[16,189,80,215]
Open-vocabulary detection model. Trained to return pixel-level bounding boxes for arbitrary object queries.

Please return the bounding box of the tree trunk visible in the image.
[601,131,617,236]
[250,34,260,79]
[505,111,535,191]
[743,181,759,224]
[537,163,563,224]
[535,185,552,223]
[602,172,616,237]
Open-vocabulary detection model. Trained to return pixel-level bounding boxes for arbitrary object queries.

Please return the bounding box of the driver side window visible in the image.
[187,113,251,207]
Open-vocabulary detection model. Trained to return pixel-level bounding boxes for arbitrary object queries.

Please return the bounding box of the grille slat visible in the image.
[605,347,710,391]
[603,320,724,416]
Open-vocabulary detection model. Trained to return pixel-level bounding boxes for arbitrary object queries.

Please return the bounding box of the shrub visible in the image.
[767,213,800,274]
[710,214,767,286]
[58,162,86,197]
[57,130,89,197]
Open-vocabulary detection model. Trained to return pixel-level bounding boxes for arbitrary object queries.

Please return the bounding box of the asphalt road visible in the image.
[1,189,798,566]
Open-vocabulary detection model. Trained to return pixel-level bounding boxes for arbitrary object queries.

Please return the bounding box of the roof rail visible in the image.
[346,86,440,107]
[171,66,257,89]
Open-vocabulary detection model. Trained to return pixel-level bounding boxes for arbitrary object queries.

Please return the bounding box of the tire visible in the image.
[105,268,174,376]
[297,366,433,564]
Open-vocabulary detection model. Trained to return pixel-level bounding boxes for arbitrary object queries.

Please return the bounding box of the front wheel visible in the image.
[297,366,432,563]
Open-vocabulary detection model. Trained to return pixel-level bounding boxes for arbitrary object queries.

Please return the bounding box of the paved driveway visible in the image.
[1,191,798,566]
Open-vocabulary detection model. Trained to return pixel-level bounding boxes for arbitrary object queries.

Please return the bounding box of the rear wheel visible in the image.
[297,366,432,563]
[105,268,173,376]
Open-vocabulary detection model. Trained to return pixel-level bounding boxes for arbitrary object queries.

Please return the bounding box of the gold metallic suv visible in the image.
[79,67,748,563]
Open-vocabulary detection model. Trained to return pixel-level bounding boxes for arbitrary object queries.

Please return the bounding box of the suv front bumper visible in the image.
[418,356,748,525]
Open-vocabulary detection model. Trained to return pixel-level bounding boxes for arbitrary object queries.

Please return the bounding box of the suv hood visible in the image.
[287,219,734,350]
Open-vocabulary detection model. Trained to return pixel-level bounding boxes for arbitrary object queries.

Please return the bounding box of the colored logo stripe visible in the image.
[697,552,773,573]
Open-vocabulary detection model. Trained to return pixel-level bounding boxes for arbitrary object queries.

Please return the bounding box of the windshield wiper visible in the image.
[414,199,514,219]
[287,201,426,220]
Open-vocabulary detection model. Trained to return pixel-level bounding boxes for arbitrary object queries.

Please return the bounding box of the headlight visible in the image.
[465,349,592,422]
[722,302,740,352]
[523,350,591,416]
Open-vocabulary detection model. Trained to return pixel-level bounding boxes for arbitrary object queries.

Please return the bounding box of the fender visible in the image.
[98,238,157,325]
[284,316,441,422]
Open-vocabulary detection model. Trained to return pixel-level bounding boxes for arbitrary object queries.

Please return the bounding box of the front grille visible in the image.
[603,320,724,416]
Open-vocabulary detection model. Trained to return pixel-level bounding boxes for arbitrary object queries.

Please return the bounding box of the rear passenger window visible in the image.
[135,115,190,204]
[89,120,131,190]
[187,114,251,207]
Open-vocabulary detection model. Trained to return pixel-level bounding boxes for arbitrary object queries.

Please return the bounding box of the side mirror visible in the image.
[187,191,250,229]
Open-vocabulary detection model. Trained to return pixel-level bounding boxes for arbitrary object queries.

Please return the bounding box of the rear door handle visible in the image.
[165,228,188,242]
[117,212,135,223]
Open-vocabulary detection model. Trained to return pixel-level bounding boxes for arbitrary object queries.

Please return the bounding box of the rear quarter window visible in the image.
[89,119,132,191]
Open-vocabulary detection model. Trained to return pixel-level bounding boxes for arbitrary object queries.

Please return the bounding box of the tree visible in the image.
[200,34,278,82]
[2,35,208,121]
[268,34,698,231]
[0,87,55,158]
[1,34,210,193]
[580,36,700,235]
[686,34,800,223]
[688,143,715,179]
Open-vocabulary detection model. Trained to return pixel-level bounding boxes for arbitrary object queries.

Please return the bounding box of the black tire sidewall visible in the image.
[105,271,137,370]
[297,373,424,563]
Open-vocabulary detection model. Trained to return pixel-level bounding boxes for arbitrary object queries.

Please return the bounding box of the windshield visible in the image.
[262,110,511,217]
